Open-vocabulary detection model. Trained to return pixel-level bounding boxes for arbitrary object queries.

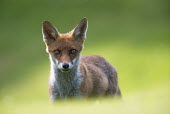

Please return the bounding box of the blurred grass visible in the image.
[0,0,170,114]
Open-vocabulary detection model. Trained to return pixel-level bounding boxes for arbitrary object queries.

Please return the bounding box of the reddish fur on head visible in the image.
[42,18,87,64]
[47,37,84,64]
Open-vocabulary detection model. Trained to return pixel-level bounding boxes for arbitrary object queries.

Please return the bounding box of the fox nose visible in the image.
[62,63,69,69]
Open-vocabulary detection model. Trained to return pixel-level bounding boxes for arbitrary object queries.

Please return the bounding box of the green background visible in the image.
[0,0,169,114]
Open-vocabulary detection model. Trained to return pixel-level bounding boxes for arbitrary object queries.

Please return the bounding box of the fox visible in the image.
[42,17,121,102]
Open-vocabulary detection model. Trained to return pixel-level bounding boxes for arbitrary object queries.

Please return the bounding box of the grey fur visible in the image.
[49,55,82,102]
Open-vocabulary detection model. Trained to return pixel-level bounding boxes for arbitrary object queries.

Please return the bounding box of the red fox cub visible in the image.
[42,18,121,102]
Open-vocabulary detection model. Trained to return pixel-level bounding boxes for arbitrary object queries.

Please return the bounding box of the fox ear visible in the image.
[73,17,88,40]
[42,21,59,43]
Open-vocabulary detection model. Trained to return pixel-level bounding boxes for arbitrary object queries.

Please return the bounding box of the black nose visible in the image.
[62,63,69,69]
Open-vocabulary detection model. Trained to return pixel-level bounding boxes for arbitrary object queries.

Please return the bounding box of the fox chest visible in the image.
[49,80,81,100]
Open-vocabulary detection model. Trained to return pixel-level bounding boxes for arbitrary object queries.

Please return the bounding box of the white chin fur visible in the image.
[58,62,73,70]
[50,55,79,70]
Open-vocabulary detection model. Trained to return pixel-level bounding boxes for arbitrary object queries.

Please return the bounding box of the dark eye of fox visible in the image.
[54,50,60,55]
[70,49,77,54]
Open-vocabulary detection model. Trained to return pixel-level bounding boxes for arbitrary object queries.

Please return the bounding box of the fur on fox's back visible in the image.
[80,55,118,96]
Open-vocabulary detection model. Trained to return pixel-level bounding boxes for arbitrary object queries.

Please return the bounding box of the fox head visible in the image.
[42,18,88,72]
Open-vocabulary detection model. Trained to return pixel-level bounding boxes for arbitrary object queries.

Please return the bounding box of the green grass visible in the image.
[0,80,169,114]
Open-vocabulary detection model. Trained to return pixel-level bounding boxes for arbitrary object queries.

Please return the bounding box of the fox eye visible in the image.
[54,50,60,55]
[70,49,77,54]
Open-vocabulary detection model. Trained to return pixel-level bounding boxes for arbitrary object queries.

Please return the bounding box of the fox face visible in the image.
[42,18,88,72]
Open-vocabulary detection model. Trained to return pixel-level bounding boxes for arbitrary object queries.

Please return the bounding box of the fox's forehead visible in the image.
[60,32,73,39]
[46,36,84,51]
